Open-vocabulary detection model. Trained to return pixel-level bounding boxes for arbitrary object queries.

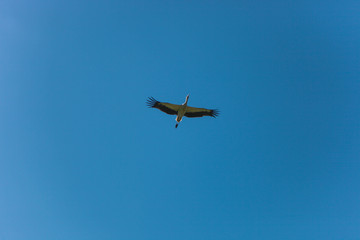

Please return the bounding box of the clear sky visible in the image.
[1,1,359,239]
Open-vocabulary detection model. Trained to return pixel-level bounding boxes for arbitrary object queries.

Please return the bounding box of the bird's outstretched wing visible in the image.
[184,106,219,118]
[146,97,181,115]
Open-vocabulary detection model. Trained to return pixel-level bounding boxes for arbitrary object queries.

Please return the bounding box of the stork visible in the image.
[146,94,219,128]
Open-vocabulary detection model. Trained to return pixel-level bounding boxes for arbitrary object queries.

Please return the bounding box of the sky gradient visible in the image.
[1,1,360,239]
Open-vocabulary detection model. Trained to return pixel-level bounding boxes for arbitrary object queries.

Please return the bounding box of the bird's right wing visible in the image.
[184,106,219,118]
[146,97,181,115]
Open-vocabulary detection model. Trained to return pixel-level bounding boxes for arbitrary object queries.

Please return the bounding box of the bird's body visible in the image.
[146,94,219,128]
[174,95,189,127]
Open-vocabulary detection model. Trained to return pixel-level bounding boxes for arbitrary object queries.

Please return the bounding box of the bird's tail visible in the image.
[175,123,178,128]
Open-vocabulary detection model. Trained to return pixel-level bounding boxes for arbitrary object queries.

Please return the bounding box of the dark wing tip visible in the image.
[146,97,159,108]
[211,109,220,118]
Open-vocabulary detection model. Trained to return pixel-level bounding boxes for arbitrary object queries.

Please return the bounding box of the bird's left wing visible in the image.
[146,97,181,115]
[184,106,219,118]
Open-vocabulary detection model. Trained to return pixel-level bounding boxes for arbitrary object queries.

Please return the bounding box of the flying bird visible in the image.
[146,94,219,128]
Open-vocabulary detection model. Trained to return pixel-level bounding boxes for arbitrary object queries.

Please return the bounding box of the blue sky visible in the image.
[1,1,359,239]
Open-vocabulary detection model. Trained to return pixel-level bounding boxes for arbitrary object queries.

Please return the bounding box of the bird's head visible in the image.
[184,94,190,104]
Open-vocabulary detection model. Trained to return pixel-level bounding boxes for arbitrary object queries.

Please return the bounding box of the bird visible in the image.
[146,94,219,128]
